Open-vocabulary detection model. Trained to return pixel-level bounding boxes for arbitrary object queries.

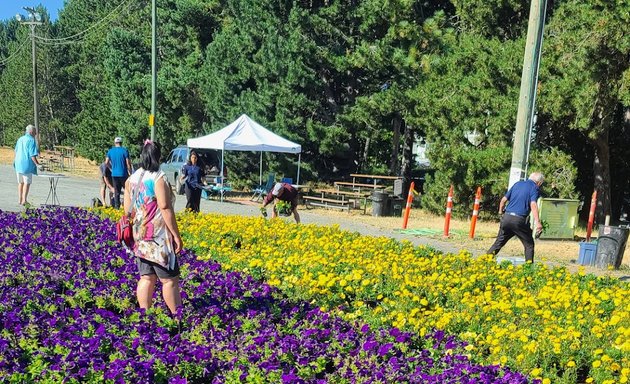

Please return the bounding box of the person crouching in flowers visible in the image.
[124,140,183,314]
[261,182,300,223]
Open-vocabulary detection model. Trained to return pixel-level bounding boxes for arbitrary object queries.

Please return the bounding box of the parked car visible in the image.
[160,145,220,195]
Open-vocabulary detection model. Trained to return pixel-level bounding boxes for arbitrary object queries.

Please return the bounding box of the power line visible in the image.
[0,39,29,66]
[34,0,135,45]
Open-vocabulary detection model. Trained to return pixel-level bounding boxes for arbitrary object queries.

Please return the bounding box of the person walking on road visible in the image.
[180,150,206,213]
[487,172,544,263]
[14,124,41,207]
[106,137,132,209]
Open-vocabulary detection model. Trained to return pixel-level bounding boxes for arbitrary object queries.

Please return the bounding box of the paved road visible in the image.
[0,164,490,257]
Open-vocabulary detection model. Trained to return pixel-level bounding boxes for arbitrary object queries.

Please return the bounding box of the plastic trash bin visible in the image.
[391,197,404,217]
[594,226,629,269]
[371,191,390,217]
[577,242,597,266]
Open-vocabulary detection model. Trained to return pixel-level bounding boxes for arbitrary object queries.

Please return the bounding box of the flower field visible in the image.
[0,207,533,383]
[170,212,630,384]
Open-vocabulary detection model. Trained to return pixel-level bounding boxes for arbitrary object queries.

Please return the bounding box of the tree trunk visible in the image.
[400,121,414,193]
[390,114,401,173]
[360,136,370,173]
[592,131,611,223]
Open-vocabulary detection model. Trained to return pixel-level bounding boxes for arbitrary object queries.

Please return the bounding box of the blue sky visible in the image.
[0,0,65,22]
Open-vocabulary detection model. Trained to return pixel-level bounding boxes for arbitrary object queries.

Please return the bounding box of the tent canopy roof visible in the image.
[187,114,301,154]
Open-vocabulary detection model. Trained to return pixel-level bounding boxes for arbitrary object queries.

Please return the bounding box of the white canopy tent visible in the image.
[187,114,302,199]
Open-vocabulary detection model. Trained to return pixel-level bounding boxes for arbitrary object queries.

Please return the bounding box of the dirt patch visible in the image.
[0,146,99,179]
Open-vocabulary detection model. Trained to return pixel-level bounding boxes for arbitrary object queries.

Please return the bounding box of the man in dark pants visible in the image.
[487,172,544,263]
[106,137,132,209]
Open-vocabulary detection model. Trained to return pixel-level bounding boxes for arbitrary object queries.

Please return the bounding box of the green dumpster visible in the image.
[531,198,580,239]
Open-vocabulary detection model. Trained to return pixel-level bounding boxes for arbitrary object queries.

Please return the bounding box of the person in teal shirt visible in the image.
[14,124,41,206]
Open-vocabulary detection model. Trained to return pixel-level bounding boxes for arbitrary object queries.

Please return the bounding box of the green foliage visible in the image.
[0,0,627,215]
[422,146,511,219]
[528,147,578,200]
[450,0,529,39]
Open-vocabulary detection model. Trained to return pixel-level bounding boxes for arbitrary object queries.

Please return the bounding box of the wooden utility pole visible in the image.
[508,0,547,188]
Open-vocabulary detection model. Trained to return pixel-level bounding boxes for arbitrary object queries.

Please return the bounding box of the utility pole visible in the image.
[149,0,157,141]
[17,8,42,146]
[508,0,547,188]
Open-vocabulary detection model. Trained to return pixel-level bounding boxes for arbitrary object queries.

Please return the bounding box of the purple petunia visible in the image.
[0,207,537,383]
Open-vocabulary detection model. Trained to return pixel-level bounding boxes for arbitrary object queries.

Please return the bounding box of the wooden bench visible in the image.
[317,189,370,213]
[303,195,350,211]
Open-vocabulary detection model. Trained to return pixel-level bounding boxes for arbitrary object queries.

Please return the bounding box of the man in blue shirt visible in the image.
[14,124,41,206]
[106,137,132,209]
[487,172,544,262]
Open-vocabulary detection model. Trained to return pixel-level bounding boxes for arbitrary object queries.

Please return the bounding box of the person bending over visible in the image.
[261,182,301,224]
[99,159,114,207]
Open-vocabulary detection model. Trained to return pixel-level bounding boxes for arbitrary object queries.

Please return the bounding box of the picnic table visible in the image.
[303,188,371,213]
[39,151,64,172]
[333,174,402,193]
[53,146,75,171]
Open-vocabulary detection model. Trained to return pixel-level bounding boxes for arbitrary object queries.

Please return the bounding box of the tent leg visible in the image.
[296,153,301,186]
[220,148,225,203]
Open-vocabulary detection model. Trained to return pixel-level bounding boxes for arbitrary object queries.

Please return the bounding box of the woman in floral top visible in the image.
[124,141,183,314]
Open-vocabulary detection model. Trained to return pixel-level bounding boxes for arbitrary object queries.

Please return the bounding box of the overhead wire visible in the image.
[34,0,136,45]
[0,39,29,66]
[1,0,135,65]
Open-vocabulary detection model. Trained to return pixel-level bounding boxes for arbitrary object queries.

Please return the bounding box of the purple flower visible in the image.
[0,207,535,384]
[378,342,393,356]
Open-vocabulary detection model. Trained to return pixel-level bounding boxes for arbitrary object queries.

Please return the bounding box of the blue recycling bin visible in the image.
[577,242,597,266]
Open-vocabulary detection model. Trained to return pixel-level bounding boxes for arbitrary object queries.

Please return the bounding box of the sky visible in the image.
[0,0,65,22]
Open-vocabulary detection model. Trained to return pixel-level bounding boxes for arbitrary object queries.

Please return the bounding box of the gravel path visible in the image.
[0,164,475,256]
